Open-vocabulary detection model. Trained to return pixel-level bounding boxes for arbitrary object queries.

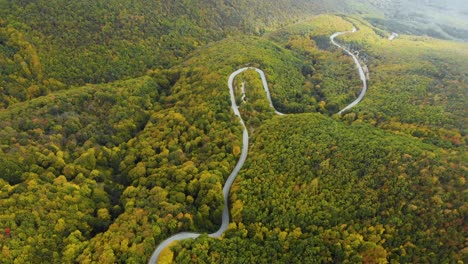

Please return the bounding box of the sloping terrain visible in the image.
[0,1,466,263]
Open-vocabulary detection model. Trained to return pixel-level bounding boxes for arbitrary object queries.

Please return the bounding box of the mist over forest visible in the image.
[348,0,468,41]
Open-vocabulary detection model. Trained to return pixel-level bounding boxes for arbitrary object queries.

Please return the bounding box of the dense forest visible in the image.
[0,0,344,94]
[0,1,466,263]
[171,114,465,263]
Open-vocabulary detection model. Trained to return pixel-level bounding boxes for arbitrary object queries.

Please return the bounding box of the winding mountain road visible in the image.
[148,27,367,264]
[330,27,368,114]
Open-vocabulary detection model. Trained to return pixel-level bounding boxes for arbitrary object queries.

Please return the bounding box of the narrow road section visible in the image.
[149,27,366,263]
[389,32,399,40]
[330,27,368,114]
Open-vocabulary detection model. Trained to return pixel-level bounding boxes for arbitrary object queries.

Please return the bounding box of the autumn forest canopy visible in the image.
[0,0,466,263]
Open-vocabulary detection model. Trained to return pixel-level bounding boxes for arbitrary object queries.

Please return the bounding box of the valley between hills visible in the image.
[0,1,466,263]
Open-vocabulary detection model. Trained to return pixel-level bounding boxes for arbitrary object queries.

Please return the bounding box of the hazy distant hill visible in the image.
[350,0,468,40]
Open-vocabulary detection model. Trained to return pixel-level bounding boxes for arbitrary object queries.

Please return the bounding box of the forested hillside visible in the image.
[338,17,467,148]
[0,1,466,263]
[0,17,360,261]
[0,0,344,107]
[0,0,464,107]
[158,15,467,264]
[170,114,465,263]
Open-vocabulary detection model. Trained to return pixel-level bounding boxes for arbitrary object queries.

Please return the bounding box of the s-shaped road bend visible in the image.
[148,27,367,263]
[330,27,368,114]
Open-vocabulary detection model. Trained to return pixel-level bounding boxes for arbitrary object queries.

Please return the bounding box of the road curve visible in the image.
[388,32,399,41]
[148,67,272,264]
[149,27,366,263]
[330,27,368,114]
